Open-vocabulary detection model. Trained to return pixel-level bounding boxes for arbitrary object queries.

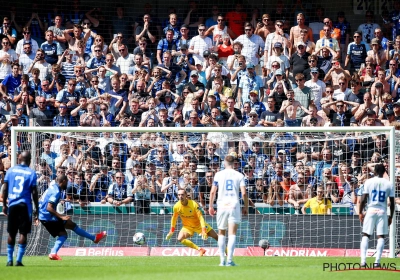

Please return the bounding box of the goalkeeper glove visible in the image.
[166,227,175,240]
[201,227,208,240]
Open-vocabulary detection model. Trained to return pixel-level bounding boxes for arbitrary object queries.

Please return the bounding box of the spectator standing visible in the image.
[333,12,351,64]
[290,42,310,79]
[189,24,212,66]
[345,31,369,73]
[234,22,264,72]
[15,26,39,57]
[357,11,380,44]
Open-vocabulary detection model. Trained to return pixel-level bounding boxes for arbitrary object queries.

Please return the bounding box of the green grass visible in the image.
[1,256,400,280]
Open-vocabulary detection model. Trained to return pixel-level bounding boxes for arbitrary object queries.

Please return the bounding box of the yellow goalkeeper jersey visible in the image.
[171,200,206,229]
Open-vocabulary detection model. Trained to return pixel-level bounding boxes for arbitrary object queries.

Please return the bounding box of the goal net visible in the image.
[5,126,399,257]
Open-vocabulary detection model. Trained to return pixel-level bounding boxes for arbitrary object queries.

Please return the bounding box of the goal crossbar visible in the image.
[10,126,397,258]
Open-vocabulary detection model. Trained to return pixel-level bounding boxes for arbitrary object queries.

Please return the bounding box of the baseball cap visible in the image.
[310,67,319,73]
[366,108,376,115]
[371,38,380,45]
[249,90,258,96]
[386,109,394,116]
[337,11,345,17]
[248,109,258,116]
[180,44,188,50]
[349,176,358,184]
[180,24,189,29]
[209,159,220,165]
[283,169,291,175]
[393,100,400,106]
[275,69,283,75]
[353,150,361,156]
[203,50,210,57]
[190,70,199,77]
[350,116,358,123]
[274,42,283,48]
[164,92,172,98]
[297,41,306,47]
[246,62,255,69]
[243,165,253,171]
[278,149,286,154]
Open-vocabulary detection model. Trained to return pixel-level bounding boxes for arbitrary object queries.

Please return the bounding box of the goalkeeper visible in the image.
[166,189,218,256]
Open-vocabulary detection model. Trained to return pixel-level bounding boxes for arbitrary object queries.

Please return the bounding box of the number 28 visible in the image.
[371,190,385,202]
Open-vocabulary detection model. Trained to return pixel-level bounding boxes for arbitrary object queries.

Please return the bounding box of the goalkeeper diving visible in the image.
[166,189,218,256]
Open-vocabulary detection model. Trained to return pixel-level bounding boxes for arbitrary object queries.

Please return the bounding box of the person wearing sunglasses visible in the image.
[188,24,212,66]
[107,171,133,207]
[205,14,236,43]
[264,20,291,62]
[345,31,369,73]
[15,26,39,57]
[85,45,105,78]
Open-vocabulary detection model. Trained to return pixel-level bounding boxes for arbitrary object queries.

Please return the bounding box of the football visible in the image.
[258,239,270,250]
[133,232,146,245]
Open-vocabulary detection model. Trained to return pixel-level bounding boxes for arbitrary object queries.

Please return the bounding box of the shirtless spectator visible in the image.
[290,13,313,51]
[354,92,379,121]
[1,145,11,171]
[279,90,311,127]
[324,59,351,89]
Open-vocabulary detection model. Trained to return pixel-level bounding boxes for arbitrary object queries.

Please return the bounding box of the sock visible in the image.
[7,244,14,263]
[360,236,369,264]
[73,225,95,241]
[51,235,67,254]
[375,238,385,264]
[227,235,236,263]
[218,235,226,264]
[180,239,199,250]
[16,243,26,263]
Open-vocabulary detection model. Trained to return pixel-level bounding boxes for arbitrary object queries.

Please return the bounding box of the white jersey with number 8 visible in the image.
[213,169,245,209]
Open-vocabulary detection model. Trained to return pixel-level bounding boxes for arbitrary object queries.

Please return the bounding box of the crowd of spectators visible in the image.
[0,1,400,214]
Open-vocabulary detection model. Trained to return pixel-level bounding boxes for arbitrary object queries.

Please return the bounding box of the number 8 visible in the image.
[226,179,233,190]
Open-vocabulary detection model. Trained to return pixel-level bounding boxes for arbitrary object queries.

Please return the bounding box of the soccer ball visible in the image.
[133,232,146,245]
[259,239,270,250]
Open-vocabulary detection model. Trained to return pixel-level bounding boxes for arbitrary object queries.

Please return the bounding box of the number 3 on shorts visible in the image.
[225,179,233,190]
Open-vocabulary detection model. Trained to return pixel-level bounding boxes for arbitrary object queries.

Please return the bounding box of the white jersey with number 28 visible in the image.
[213,168,245,209]
[362,177,394,212]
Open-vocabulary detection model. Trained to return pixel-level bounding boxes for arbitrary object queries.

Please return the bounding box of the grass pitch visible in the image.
[1,256,400,280]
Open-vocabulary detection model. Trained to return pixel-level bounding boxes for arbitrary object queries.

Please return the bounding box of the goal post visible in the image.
[10,126,398,258]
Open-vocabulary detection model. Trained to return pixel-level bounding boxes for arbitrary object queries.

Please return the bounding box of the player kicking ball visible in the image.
[359,164,395,267]
[209,155,248,267]
[38,175,107,260]
[166,189,218,256]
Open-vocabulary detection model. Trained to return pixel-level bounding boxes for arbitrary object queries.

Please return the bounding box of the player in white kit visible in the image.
[209,155,248,267]
[358,164,395,267]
